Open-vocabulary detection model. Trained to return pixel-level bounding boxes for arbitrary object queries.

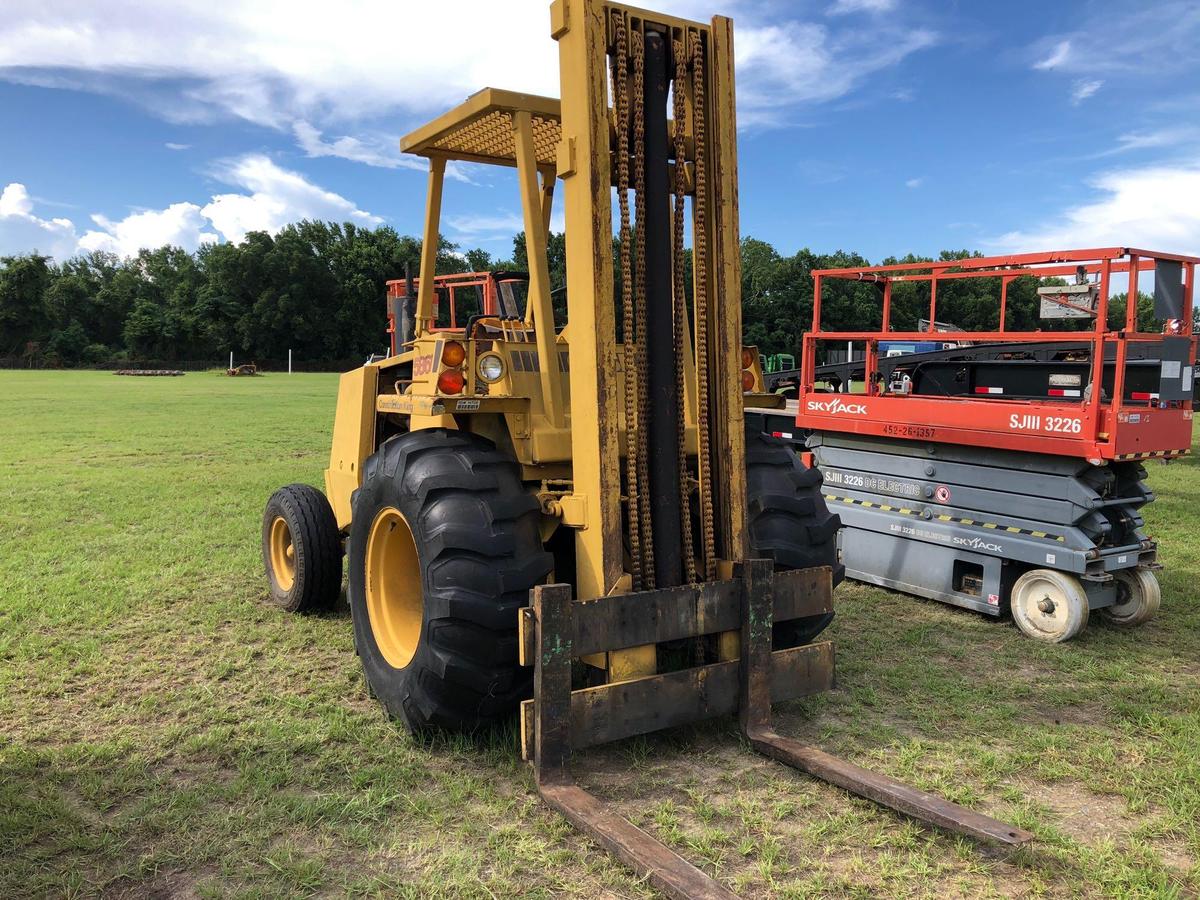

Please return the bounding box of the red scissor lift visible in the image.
[793,248,1197,641]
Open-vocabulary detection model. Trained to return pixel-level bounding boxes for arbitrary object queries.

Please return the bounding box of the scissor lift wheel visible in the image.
[1010,569,1089,643]
[1101,568,1161,628]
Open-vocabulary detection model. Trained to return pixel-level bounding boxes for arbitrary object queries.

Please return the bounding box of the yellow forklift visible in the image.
[261,2,1030,894]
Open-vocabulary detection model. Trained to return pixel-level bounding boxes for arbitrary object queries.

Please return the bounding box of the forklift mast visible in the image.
[554,0,747,604]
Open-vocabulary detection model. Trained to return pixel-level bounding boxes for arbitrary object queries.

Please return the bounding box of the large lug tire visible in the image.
[1100,568,1161,628]
[1010,568,1089,643]
[745,427,844,648]
[348,429,553,733]
[262,484,343,613]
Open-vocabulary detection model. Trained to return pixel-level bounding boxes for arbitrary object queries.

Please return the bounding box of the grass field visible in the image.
[1,370,1197,899]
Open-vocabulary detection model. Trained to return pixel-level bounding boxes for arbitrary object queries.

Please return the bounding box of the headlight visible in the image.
[477,353,505,383]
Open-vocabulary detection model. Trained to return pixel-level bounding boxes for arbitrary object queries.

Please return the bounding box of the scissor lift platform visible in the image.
[780,248,1197,641]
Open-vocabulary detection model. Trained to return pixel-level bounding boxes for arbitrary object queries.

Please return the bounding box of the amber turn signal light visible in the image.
[442,340,466,367]
[741,348,755,369]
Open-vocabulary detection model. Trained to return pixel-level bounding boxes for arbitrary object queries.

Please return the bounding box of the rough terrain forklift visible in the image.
[261,1,1029,893]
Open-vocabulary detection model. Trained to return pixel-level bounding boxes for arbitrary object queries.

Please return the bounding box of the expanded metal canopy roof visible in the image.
[400,88,562,168]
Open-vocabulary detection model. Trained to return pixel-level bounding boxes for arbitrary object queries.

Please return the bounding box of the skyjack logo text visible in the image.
[953,536,1003,553]
[806,398,868,416]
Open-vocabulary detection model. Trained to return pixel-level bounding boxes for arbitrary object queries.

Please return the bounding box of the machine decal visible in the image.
[822,468,921,498]
[934,485,951,503]
[826,493,1066,542]
[953,536,1003,553]
[883,423,936,439]
[806,397,868,416]
[413,354,435,376]
[456,399,481,411]
[1008,413,1082,434]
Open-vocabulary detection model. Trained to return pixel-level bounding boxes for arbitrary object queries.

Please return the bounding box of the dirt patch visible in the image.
[1024,703,1108,728]
[1021,779,1141,846]
[111,867,222,900]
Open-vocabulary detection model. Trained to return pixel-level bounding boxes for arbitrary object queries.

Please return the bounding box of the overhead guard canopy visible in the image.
[399,88,562,168]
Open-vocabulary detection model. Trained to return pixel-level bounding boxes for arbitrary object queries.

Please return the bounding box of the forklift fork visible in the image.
[521,560,1032,900]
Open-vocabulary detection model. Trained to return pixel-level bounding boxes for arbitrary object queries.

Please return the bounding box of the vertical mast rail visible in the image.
[552,0,624,601]
[706,16,747,562]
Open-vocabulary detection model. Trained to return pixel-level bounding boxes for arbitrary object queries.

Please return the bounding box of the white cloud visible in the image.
[1027,4,1200,76]
[0,183,33,218]
[293,122,418,171]
[828,0,896,14]
[3,156,382,259]
[1033,39,1072,70]
[78,203,217,258]
[986,161,1200,255]
[292,121,476,183]
[0,1,936,138]
[202,154,383,244]
[1070,79,1102,104]
[905,177,923,188]
[1103,127,1200,155]
[164,142,190,151]
[735,21,936,126]
[445,212,526,242]
[0,183,79,259]
[445,208,566,245]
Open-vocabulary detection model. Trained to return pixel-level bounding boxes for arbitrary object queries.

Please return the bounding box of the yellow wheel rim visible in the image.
[365,507,423,669]
[269,515,296,592]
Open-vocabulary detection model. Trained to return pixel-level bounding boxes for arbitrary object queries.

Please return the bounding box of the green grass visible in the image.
[1,369,1197,898]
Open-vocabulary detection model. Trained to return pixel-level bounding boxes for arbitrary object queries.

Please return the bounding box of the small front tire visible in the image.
[1010,569,1089,643]
[262,484,343,613]
[1100,568,1160,628]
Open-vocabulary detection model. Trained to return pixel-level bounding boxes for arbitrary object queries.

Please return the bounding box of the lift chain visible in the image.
[690,31,716,580]
[631,23,656,588]
[610,12,643,591]
[671,36,698,585]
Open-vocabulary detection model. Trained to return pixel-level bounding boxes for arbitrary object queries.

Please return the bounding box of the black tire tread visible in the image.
[745,427,843,647]
[262,483,343,613]
[349,429,552,733]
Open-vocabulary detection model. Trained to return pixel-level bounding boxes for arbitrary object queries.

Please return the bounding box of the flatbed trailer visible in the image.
[756,248,1197,642]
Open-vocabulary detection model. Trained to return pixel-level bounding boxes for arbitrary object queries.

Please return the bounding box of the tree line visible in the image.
[0,221,1179,369]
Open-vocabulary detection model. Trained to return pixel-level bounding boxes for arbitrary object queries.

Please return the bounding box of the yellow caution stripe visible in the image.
[1115,449,1191,461]
[825,494,1066,543]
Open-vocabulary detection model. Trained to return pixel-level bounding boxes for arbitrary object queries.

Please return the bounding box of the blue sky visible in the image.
[2,0,1199,266]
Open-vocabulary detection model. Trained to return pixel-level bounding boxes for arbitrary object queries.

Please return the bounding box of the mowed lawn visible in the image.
[1,369,1197,899]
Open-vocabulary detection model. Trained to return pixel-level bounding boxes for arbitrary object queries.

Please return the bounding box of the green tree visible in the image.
[0,254,52,355]
[1106,292,1157,332]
